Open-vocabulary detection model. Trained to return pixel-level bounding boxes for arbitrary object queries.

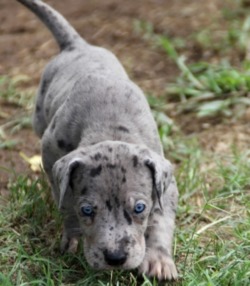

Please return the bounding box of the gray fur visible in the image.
[16,0,178,280]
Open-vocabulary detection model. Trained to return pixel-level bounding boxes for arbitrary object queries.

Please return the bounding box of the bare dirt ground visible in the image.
[0,0,250,194]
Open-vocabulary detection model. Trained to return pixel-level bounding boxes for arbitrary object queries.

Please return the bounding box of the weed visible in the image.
[0,76,33,108]
[156,34,250,118]
[134,5,250,119]
[0,76,33,149]
[175,146,250,285]
[133,20,154,41]
[166,59,250,117]
[147,93,178,151]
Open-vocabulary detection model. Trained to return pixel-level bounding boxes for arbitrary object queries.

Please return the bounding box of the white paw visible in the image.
[138,249,178,281]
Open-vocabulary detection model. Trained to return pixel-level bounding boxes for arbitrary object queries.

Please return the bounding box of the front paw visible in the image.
[60,230,79,254]
[138,249,178,281]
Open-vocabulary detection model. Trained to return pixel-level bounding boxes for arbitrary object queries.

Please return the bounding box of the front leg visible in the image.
[139,179,178,281]
[42,137,82,254]
[60,211,82,254]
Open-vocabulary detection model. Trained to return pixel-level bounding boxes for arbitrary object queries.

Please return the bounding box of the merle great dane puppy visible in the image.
[16,0,178,280]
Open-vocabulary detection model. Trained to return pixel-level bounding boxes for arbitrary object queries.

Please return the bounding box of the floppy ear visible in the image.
[52,156,83,210]
[144,152,173,210]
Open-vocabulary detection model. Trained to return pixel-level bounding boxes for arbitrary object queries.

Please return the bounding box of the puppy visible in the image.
[16,0,178,280]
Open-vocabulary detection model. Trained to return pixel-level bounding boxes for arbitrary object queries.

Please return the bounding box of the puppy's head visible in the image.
[52,141,173,270]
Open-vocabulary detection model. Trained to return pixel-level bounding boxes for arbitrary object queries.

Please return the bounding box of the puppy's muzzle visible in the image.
[103,249,127,266]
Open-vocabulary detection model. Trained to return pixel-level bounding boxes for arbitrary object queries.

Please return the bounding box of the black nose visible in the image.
[103,249,127,266]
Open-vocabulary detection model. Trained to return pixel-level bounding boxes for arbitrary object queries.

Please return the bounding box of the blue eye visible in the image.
[134,202,146,214]
[81,205,93,216]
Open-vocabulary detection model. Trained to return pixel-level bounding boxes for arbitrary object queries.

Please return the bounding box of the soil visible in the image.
[0,0,250,194]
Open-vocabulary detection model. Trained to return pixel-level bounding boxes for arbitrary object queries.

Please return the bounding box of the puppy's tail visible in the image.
[16,0,85,50]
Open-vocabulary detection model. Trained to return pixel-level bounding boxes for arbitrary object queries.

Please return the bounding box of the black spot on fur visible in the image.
[57,139,64,149]
[121,167,126,173]
[117,125,130,133]
[107,163,116,169]
[65,45,76,52]
[81,187,88,195]
[106,200,112,211]
[164,171,168,178]
[40,78,50,96]
[133,155,138,167]
[114,196,120,208]
[36,105,41,112]
[109,226,114,231]
[93,252,99,258]
[108,147,113,152]
[57,139,74,152]
[122,176,126,184]
[94,153,102,161]
[90,165,102,177]
[123,209,132,225]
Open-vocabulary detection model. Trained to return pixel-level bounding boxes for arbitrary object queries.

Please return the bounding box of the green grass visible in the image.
[136,1,250,119]
[156,35,250,118]
[176,145,250,285]
[0,137,249,285]
[0,76,34,108]
[0,76,33,146]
